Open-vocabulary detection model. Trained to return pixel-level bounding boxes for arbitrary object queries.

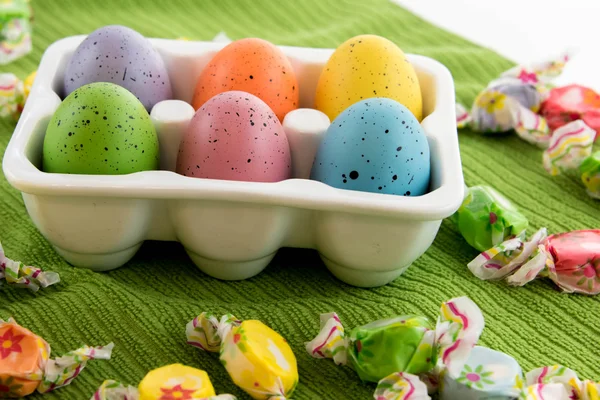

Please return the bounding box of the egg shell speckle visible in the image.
[310,98,430,196]
[315,34,423,122]
[177,91,291,182]
[192,38,299,121]
[64,25,172,112]
[43,82,159,174]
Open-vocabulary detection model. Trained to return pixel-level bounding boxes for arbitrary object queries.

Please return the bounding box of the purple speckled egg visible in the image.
[64,25,172,111]
[176,91,291,182]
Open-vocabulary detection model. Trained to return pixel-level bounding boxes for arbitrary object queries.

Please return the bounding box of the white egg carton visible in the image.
[3,36,464,287]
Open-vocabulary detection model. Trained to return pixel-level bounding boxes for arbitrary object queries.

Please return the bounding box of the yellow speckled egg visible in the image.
[315,34,422,121]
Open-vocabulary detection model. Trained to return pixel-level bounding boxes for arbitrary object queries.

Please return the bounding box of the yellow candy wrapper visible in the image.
[186,313,298,400]
[91,364,236,400]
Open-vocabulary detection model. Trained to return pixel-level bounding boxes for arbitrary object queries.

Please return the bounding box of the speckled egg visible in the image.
[315,34,422,122]
[310,98,430,196]
[64,25,172,111]
[192,38,298,121]
[177,91,291,182]
[43,82,159,174]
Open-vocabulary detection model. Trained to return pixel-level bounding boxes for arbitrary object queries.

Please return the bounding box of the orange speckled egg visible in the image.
[192,38,299,121]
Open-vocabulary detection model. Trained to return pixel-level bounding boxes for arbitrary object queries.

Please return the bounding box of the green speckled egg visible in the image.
[43,82,159,174]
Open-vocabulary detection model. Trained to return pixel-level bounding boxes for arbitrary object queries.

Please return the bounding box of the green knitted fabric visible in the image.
[1,0,599,399]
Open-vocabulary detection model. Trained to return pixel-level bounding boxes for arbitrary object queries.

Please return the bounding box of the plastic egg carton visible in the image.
[3,36,464,287]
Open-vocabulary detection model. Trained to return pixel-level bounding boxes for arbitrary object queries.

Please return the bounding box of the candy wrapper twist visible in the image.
[186,312,298,400]
[91,364,236,400]
[468,227,600,295]
[306,297,484,384]
[451,185,528,252]
[0,241,59,291]
[0,318,113,397]
[0,71,35,120]
[456,52,574,147]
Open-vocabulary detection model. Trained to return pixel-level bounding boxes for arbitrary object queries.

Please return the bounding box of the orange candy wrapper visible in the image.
[0,318,113,397]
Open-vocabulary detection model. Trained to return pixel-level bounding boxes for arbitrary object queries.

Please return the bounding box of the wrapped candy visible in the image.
[456,52,572,148]
[375,352,600,400]
[580,151,600,199]
[91,363,236,400]
[306,297,484,384]
[540,84,600,139]
[0,0,33,65]
[439,346,523,399]
[375,346,523,400]
[0,70,35,119]
[0,318,113,397]
[0,241,59,291]
[186,313,298,400]
[468,227,600,295]
[450,185,528,252]
[538,118,600,199]
[542,120,596,176]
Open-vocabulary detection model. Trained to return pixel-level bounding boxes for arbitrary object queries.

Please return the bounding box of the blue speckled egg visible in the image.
[310,98,430,196]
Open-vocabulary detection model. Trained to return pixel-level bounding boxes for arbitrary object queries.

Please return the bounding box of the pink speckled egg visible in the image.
[176,91,291,182]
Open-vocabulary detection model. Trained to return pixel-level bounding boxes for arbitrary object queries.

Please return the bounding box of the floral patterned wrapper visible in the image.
[440,346,523,400]
[91,364,237,400]
[0,241,60,291]
[580,151,600,199]
[456,52,573,146]
[186,313,298,400]
[0,318,113,397]
[540,85,600,140]
[307,297,484,385]
[468,83,550,147]
[469,228,600,295]
[542,120,595,176]
[373,372,431,400]
[450,185,529,252]
[0,0,32,65]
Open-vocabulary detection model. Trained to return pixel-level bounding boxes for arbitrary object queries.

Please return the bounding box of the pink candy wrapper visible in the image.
[468,228,600,295]
[541,84,600,140]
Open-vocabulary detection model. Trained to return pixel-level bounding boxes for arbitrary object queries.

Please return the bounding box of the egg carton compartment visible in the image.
[3,36,464,287]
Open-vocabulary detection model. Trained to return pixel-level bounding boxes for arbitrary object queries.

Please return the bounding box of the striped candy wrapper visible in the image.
[0,241,60,291]
[543,120,596,176]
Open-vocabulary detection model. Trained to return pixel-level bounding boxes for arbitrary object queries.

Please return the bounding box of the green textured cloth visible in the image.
[1,0,600,399]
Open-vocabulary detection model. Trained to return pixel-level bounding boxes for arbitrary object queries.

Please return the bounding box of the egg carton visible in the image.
[3,36,464,287]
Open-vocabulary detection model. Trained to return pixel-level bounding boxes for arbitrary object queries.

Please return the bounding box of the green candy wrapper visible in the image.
[451,185,529,252]
[580,151,600,199]
[305,297,484,384]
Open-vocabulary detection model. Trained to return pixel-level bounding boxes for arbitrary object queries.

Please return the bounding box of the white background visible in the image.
[395,0,600,91]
